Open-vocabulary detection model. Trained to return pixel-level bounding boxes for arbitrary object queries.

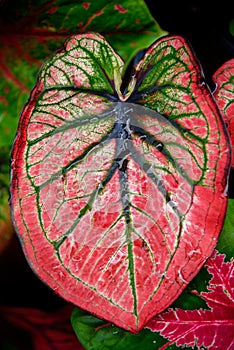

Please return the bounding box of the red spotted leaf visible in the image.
[146,251,234,350]
[213,59,234,168]
[10,33,231,332]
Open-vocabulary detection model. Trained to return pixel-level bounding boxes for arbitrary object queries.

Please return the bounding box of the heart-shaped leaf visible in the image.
[10,33,231,332]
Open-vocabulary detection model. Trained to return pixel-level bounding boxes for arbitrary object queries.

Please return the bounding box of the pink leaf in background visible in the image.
[146,251,234,350]
[213,59,234,168]
[0,304,84,350]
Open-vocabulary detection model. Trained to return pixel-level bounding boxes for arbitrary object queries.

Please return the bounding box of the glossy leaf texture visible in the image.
[213,58,234,168]
[147,251,234,350]
[10,33,231,332]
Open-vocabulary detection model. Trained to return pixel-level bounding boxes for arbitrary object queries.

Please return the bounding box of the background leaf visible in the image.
[71,308,167,350]
[212,59,234,168]
[0,0,165,148]
[146,251,234,350]
[216,199,234,260]
[0,304,85,350]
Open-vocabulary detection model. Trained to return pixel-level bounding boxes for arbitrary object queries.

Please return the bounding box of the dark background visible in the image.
[146,1,234,86]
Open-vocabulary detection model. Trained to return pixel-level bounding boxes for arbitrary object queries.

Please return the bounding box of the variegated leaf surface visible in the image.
[10,33,231,332]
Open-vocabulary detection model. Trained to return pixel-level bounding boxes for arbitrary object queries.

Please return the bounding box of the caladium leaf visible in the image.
[10,33,231,332]
[147,251,234,350]
[213,59,234,168]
